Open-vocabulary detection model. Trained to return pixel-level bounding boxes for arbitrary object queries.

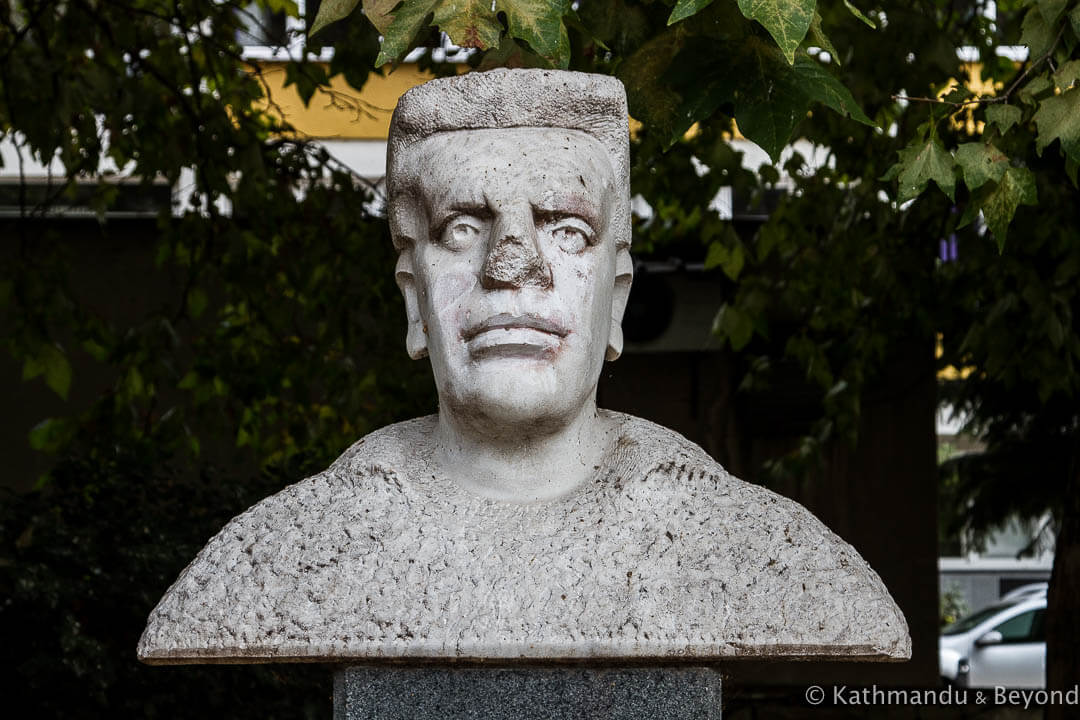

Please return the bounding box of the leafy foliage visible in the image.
[886,135,956,202]
[313,0,878,153]
[2,0,433,714]
[0,437,332,717]
[310,0,360,37]
[878,0,1080,248]
[736,0,815,64]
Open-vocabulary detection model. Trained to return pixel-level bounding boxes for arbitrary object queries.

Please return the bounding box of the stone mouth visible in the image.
[461,313,569,341]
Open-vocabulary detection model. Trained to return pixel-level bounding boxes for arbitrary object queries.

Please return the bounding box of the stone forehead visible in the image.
[387,69,630,188]
[411,127,616,187]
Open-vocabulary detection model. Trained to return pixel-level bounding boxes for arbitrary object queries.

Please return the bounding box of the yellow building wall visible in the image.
[255,62,452,139]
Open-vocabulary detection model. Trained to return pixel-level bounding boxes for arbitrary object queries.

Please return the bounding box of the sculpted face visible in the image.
[393,128,632,430]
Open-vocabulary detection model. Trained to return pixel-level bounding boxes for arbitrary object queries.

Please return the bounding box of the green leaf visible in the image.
[1072,6,1080,38]
[309,0,361,37]
[476,34,546,70]
[618,28,687,146]
[1019,75,1053,105]
[668,0,716,26]
[808,12,840,65]
[955,142,1008,190]
[187,287,209,319]
[362,0,399,34]
[1020,7,1054,59]
[433,0,502,50]
[792,55,873,125]
[737,93,804,163]
[981,166,1038,251]
[704,239,746,280]
[713,303,754,350]
[27,345,73,399]
[735,54,873,162]
[891,136,956,203]
[736,0,815,64]
[1053,59,1080,91]
[956,197,981,230]
[1036,0,1068,26]
[563,8,610,52]
[81,339,108,362]
[28,418,76,452]
[1034,87,1080,164]
[21,354,43,382]
[497,0,571,68]
[376,0,438,66]
[284,62,329,105]
[31,344,73,400]
[842,0,875,29]
[125,366,145,398]
[985,104,1022,134]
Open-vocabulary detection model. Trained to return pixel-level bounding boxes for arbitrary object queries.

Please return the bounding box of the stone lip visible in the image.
[138,413,911,665]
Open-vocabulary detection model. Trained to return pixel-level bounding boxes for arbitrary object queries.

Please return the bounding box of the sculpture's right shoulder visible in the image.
[138,415,438,663]
[328,414,438,477]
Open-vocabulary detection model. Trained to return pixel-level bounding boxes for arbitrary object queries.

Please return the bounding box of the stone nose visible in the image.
[480,205,553,290]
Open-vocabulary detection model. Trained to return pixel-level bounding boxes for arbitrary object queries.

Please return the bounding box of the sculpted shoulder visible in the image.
[137,416,438,664]
[602,412,910,660]
[139,412,908,663]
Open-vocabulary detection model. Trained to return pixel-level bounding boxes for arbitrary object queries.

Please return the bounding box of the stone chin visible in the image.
[439,359,601,433]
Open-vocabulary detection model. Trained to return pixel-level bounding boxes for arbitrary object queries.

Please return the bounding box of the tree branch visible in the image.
[891,23,1068,110]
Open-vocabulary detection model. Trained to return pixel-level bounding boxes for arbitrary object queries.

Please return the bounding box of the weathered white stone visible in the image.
[139,69,910,664]
[139,412,909,662]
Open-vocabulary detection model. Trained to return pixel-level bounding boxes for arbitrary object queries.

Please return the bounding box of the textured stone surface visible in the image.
[333,665,723,720]
[138,411,910,663]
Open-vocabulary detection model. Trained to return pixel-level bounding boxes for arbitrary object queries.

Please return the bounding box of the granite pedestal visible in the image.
[333,665,723,720]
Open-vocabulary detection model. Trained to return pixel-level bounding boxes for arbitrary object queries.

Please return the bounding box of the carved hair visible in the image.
[386,69,632,251]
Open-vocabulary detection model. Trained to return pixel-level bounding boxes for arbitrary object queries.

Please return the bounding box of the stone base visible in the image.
[333,665,722,720]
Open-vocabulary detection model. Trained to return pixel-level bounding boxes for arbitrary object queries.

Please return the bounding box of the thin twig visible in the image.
[892,23,1068,109]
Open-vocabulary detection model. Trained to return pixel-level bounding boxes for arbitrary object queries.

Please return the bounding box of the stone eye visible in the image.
[441,217,483,250]
[550,222,592,254]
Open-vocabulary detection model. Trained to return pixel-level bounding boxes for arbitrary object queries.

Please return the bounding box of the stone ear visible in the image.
[395,250,429,360]
[606,248,634,361]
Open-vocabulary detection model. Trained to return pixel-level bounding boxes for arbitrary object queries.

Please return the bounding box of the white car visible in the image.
[940,595,1046,688]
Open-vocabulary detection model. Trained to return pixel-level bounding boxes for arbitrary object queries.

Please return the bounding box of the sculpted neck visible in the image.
[434,400,615,503]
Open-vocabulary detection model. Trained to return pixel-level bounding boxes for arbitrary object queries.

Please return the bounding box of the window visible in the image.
[237,1,323,62]
[942,602,1013,636]
[993,609,1045,643]
[236,2,289,47]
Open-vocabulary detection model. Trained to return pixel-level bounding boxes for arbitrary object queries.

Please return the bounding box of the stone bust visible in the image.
[138,69,909,664]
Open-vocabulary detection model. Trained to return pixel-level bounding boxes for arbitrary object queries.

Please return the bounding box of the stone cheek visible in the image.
[138,413,910,663]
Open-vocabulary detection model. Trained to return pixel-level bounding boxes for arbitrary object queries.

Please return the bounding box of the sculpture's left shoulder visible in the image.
[602,411,912,660]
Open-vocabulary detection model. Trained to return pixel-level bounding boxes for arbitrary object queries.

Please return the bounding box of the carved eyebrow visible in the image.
[531,194,602,231]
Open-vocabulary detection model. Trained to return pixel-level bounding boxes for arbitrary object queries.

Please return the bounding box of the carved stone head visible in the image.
[386,70,634,429]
